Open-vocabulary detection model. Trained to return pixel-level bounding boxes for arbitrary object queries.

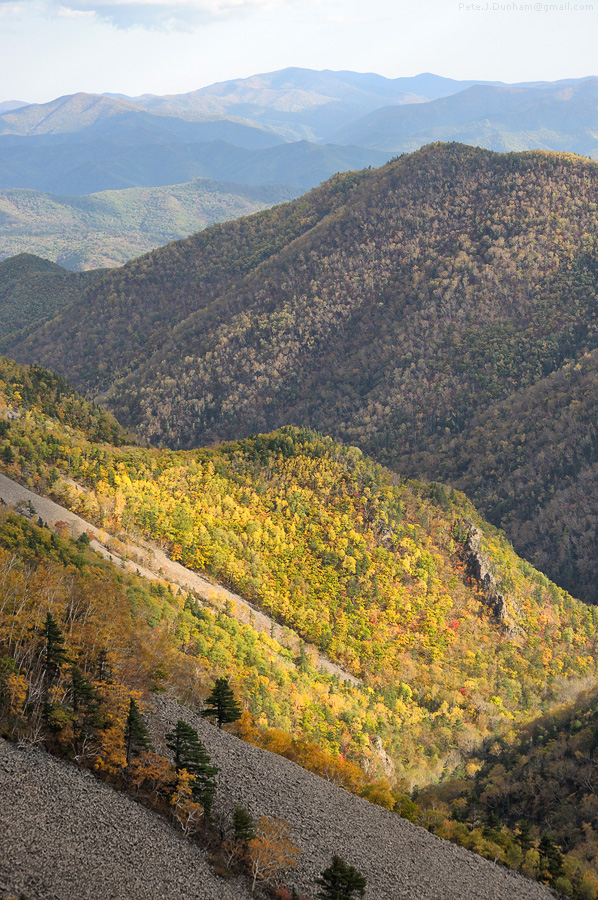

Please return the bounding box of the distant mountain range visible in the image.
[0,132,387,196]
[332,79,598,154]
[2,67,598,269]
[2,70,508,141]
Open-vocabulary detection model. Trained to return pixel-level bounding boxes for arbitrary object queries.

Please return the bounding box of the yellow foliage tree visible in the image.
[247,816,300,893]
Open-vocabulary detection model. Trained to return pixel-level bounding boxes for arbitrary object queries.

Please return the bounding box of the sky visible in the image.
[1,0,597,103]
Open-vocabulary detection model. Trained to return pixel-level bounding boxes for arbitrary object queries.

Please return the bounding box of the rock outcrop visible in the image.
[463,525,521,634]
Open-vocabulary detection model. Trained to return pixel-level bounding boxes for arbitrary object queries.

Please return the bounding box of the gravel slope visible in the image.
[151,697,557,900]
[0,738,248,900]
[0,699,558,900]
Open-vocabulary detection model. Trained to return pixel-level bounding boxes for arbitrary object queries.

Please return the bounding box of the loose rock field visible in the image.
[152,696,557,900]
[0,697,557,900]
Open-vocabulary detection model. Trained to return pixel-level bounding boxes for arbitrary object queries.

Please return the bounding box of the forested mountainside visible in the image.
[418,682,598,889]
[3,358,598,896]
[0,181,296,270]
[407,349,598,605]
[10,142,598,603]
[1,357,597,778]
[0,253,105,351]
[8,171,368,388]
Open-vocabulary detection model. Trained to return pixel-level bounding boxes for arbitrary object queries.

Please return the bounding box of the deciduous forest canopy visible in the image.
[9,142,598,605]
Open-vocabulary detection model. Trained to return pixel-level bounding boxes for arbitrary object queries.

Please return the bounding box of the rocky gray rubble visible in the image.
[0,737,248,900]
[0,695,560,900]
[151,696,557,900]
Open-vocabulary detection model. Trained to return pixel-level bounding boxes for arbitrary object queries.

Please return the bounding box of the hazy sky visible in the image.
[1,0,597,103]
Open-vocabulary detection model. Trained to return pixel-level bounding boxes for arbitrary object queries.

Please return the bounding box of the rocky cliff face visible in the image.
[463,525,522,635]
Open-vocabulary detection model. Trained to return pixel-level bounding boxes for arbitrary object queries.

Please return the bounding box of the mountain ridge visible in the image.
[10,142,598,605]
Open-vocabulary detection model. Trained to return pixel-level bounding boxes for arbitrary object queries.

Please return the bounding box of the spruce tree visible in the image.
[539,834,564,885]
[124,697,151,764]
[516,820,533,854]
[201,677,241,729]
[41,612,67,677]
[232,806,255,847]
[70,665,102,751]
[165,719,218,815]
[70,666,100,718]
[316,855,367,900]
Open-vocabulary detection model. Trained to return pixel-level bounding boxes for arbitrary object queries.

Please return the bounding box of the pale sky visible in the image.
[1,0,597,103]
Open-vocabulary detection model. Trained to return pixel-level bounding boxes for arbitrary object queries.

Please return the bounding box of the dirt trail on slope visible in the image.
[0,472,358,685]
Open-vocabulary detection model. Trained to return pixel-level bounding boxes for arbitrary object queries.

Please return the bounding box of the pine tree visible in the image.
[316,855,367,900]
[233,806,255,847]
[201,677,242,729]
[516,820,533,854]
[124,698,151,764]
[539,834,564,885]
[70,665,102,752]
[165,719,218,815]
[41,612,67,677]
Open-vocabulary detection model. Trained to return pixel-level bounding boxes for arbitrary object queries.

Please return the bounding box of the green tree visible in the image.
[41,611,67,677]
[516,820,533,854]
[70,665,102,753]
[538,834,564,885]
[233,805,255,846]
[316,855,367,900]
[124,697,151,764]
[165,719,218,815]
[201,677,242,729]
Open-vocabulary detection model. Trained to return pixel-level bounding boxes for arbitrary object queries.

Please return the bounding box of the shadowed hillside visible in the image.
[10,143,598,602]
[0,253,106,351]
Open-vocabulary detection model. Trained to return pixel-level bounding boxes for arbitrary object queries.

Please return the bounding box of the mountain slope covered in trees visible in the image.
[0,253,106,351]
[2,356,597,783]
[0,180,296,270]
[10,143,598,602]
[4,357,598,895]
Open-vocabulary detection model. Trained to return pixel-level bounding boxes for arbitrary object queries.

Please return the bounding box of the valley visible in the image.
[3,69,598,271]
[5,74,598,898]
[0,181,297,270]
[3,354,598,896]
[8,141,598,607]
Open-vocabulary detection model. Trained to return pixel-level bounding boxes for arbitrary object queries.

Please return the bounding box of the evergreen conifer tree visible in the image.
[233,806,255,846]
[316,855,366,900]
[70,665,102,751]
[165,719,218,815]
[201,677,242,729]
[516,820,533,854]
[41,612,67,677]
[539,834,565,885]
[124,697,151,764]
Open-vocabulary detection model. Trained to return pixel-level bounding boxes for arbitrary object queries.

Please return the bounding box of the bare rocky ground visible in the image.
[0,736,248,900]
[151,696,557,900]
[0,695,557,900]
